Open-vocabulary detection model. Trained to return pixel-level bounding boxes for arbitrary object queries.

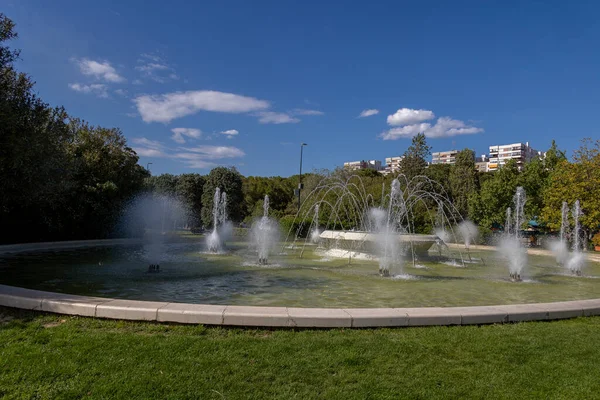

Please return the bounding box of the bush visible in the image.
[279,216,312,239]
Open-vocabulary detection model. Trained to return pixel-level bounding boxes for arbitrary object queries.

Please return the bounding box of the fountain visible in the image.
[206,188,229,253]
[309,204,321,244]
[249,195,280,265]
[500,187,527,281]
[289,174,467,276]
[566,200,585,276]
[550,200,585,276]
[457,220,478,250]
[4,173,600,314]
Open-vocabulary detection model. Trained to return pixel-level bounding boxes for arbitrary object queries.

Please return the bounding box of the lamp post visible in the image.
[298,143,307,212]
[146,162,153,173]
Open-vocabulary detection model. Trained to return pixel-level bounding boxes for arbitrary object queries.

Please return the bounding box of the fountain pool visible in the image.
[1,238,599,309]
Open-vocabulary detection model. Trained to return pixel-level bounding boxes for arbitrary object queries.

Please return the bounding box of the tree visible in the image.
[0,14,73,242]
[63,121,149,238]
[399,133,431,179]
[176,173,205,227]
[469,160,520,229]
[201,167,244,227]
[542,138,600,236]
[449,149,477,218]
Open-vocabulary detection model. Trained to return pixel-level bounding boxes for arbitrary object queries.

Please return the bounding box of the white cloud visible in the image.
[131,138,245,169]
[135,53,179,83]
[220,129,239,139]
[358,109,379,118]
[380,123,432,140]
[424,117,484,138]
[73,58,125,83]
[131,137,168,157]
[255,111,300,124]
[136,63,169,73]
[140,53,163,63]
[170,127,202,144]
[291,108,324,116]
[380,116,483,140]
[134,90,270,123]
[114,88,127,96]
[387,108,435,126]
[182,145,245,159]
[68,83,108,98]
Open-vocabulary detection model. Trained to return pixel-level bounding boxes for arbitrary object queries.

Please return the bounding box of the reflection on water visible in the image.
[1,240,599,308]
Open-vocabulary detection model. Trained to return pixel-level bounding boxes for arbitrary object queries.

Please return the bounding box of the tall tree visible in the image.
[399,133,431,179]
[449,149,477,218]
[176,173,205,227]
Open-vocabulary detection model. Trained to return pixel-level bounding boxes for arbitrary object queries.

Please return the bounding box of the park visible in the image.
[2,7,600,399]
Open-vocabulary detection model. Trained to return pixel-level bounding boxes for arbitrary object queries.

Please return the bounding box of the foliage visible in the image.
[400,133,431,179]
[201,167,245,227]
[176,174,205,227]
[591,233,600,247]
[0,15,148,243]
[243,175,295,221]
[449,149,477,218]
[542,138,600,235]
[468,160,520,228]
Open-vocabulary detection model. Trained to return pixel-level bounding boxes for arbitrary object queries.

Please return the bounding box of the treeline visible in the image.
[0,14,148,243]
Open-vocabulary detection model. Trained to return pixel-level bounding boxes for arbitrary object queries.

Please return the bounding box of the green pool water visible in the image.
[1,239,599,308]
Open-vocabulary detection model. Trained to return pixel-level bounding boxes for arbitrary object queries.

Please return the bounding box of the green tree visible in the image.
[449,149,477,218]
[542,138,600,236]
[0,14,73,242]
[469,160,520,229]
[399,133,431,179]
[64,121,149,238]
[201,167,244,227]
[176,174,205,227]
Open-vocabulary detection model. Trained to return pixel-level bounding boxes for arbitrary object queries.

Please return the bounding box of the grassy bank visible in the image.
[1,307,599,399]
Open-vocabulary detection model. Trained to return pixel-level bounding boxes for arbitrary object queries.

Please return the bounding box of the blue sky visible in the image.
[3,0,600,176]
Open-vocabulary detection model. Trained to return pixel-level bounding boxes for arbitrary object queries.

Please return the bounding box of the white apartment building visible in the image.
[343,159,382,171]
[475,155,488,172]
[487,142,543,171]
[381,156,404,175]
[431,150,459,165]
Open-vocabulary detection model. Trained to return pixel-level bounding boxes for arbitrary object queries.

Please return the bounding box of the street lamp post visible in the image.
[146,163,153,173]
[298,143,307,212]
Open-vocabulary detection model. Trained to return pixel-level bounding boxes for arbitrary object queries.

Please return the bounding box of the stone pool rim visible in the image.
[2,238,600,327]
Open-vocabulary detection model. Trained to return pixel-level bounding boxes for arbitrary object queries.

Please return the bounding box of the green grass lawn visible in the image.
[1,307,599,399]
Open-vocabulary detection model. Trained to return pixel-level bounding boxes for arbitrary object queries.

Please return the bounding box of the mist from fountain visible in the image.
[206,188,230,253]
[551,201,571,267]
[121,193,186,266]
[250,195,280,264]
[550,200,585,275]
[500,187,527,281]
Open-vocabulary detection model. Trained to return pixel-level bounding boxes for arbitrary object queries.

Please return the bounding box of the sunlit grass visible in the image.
[1,307,599,399]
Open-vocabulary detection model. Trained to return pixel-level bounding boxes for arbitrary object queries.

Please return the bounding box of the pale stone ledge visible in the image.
[2,284,600,328]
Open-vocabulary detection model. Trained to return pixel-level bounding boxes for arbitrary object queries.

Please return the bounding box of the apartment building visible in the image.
[487,142,542,171]
[431,150,459,165]
[381,156,404,175]
[343,160,382,171]
[475,155,488,172]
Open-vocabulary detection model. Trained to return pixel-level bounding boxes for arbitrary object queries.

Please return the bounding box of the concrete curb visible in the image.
[2,284,599,328]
